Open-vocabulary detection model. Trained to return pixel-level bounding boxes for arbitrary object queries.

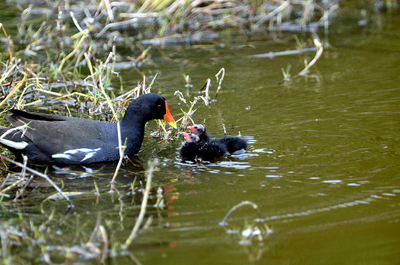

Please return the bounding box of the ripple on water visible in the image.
[321,180,342,184]
[174,158,252,173]
[264,196,376,222]
[211,161,251,169]
[347,183,361,186]
[266,174,282,178]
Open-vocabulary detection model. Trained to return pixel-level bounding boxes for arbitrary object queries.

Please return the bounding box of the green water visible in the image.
[1,5,400,265]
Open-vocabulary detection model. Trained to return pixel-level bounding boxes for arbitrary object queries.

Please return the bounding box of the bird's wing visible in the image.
[6,112,115,155]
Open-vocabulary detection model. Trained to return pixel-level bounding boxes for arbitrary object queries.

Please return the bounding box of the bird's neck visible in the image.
[120,102,148,127]
[118,121,145,157]
[119,103,149,156]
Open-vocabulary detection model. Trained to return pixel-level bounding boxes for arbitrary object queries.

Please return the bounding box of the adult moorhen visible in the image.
[189,124,247,154]
[0,93,177,164]
[180,132,227,162]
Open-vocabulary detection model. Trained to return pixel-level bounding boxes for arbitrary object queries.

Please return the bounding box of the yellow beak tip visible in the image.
[168,121,177,129]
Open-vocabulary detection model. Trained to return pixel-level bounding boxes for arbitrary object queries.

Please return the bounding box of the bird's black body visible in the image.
[189,124,247,154]
[179,138,201,162]
[218,136,248,154]
[180,133,227,162]
[0,93,176,164]
[197,141,227,161]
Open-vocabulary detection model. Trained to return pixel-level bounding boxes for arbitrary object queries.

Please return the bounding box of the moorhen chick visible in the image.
[180,133,227,162]
[0,93,177,164]
[179,133,201,161]
[189,124,247,154]
[189,124,209,142]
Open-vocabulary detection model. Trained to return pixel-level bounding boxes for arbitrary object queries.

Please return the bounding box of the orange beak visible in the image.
[163,101,177,129]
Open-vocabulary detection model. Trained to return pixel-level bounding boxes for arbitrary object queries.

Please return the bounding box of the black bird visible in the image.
[218,136,247,154]
[189,124,247,154]
[180,133,227,162]
[0,93,177,164]
[179,133,201,161]
[189,124,209,142]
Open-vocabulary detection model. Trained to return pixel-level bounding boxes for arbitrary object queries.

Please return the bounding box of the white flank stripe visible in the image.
[52,147,101,162]
[0,138,29,150]
[65,148,93,154]
[52,154,72,160]
[81,148,101,162]
[81,153,94,162]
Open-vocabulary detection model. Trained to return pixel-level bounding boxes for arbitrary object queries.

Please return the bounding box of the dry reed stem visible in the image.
[202,78,211,106]
[214,67,225,100]
[86,51,127,184]
[0,23,13,59]
[50,44,127,178]
[88,214,102,243]
[96,18,139,38]
[254,1,290,27]
[174,67,226,130]
[0,179,23,196]
[0,173,11,190]
[0,124,29,141]
[110,130,126,184]
[57,33,88,75]
[0,58,20,86]
[252,47,317,59]
[220,201,263,225]
[122,158,159,250]
[0,228,9,261]
[298,35,323,76]
[103,0,115,22]
[70,11,86,34]
[0,75,27,107]
[174,91,189,108]
[14,175,34,202]
[98,224,109,250]
[219,201,271,243]
[20,155,28,180]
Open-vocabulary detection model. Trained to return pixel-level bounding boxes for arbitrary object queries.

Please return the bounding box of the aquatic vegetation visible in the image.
[0,159,159,263]
[4,0,342,41]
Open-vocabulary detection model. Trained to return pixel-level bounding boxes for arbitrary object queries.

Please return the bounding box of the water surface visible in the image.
[1,7,400,265]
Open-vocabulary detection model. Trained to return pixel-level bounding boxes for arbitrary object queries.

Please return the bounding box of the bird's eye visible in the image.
[157,105,162,109]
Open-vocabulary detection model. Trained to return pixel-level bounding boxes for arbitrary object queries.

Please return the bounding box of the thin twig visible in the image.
[252,47,317,58]
[14,175,34,201]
